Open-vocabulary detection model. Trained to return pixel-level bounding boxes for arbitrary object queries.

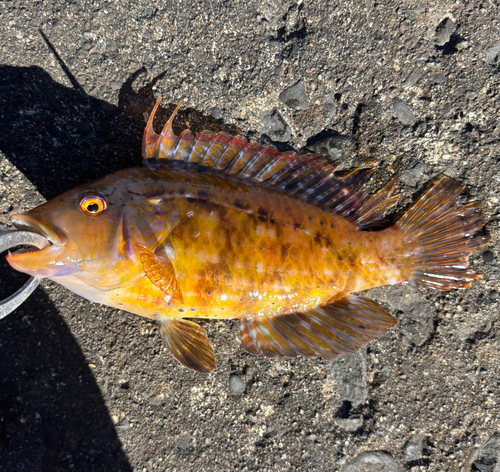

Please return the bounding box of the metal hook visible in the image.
[0,230,49,320]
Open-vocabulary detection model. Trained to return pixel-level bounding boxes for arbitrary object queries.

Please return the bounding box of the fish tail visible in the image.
[396,176,490,290]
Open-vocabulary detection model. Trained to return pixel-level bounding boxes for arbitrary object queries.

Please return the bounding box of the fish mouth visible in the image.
[6,215,73,277]
[9,214,62,247]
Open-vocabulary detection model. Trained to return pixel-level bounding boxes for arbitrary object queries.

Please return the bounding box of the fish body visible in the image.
[6,98,489,372]
[10,166,406,321]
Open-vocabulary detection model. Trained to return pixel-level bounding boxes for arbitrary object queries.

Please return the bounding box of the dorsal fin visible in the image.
[142,97,399,229]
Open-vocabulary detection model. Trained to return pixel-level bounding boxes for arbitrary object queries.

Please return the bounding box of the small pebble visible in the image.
[485,41,500,66]
[404,68,424,87]
[177,433,192,450]
[437,440,450,452]
[279,79,309,111]
[307,131,347,160]
[482,250,494,263]
[434,18,456,46]
[401,164,424,186]
[313,450,324,462]
[211,107,221,119]
[404,434,426,462]
[470,434,500,470]
[229,374,245,395]
[261,109,292,142]
[323,100,337,122]
[432,74,446,84]
[393,98,417,125]
[118,419,130,429]
[340,450,404,472]
[150,393,164,405]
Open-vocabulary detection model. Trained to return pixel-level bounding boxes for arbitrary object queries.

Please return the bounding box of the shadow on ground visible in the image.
[0,288,132,472]
[0,63,243,200]
[0,30,247,469]
[0,63,149,471]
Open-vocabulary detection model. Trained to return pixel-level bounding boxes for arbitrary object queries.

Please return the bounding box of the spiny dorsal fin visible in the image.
[240,295,398,359]
[142,97,399,229]
[158,318,216,372]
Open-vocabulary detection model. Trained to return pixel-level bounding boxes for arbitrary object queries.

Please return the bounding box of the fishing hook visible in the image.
[0,230,49,320]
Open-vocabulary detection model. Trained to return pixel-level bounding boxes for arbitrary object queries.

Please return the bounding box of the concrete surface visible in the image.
[0,1,499,471]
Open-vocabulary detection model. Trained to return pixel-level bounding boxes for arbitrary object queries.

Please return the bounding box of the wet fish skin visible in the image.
[8,166,406,320]
[5,98,489,372]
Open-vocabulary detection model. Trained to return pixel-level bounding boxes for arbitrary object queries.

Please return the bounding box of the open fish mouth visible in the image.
[6,215,79,278]
[9,214,61,248]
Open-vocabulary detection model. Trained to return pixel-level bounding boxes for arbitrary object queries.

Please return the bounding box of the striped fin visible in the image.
[142,98,399,229]
[397,176,490,290]
[158,318,216,372]
[240,295,398,360]
[136,244,184,303]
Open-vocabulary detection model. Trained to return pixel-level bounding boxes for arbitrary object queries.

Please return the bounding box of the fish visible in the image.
[6,97,490,373]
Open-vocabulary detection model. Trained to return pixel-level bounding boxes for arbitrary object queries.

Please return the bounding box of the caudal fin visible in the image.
[397,176,490,290]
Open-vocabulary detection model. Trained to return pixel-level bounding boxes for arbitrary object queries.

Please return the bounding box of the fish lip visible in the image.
[9,214,62,246]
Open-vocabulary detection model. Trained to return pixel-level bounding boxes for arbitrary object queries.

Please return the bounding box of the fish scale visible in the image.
[6,97,490,373]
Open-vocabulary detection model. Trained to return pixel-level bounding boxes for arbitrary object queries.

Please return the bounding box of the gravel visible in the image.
[340,451,404,472]
[470,434,500,472]
[485,41,500,66]
[434,18,456,47]
[403,434,427,465]
[279,80,309,111]
[392,98,418,126]
[261,108,293,142]
[1,0,499,471]
[229,374,245,395]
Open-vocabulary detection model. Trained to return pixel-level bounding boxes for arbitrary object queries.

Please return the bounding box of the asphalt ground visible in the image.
[0,1,499,471]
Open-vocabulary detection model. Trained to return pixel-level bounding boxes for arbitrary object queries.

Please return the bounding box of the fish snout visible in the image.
[6,214,80,277]
[10,214,65,245]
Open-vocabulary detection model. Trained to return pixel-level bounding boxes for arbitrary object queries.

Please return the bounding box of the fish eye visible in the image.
[80,196,107,217]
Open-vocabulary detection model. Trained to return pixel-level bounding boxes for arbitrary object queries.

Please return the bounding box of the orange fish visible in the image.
[7,98,490,372]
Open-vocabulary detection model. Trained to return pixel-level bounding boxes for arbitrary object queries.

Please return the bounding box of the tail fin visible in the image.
[397,176,490,290]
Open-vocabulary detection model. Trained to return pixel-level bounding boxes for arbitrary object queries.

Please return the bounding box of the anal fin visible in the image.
[158,318,216,372]
[240,295,397,360]
[137,244,184,303]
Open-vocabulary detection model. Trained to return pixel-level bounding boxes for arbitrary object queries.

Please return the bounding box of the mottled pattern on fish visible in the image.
[77,167,407,321]
[7,98,490,373]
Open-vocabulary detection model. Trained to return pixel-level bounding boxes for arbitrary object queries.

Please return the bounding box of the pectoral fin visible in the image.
[158,318,216,372]
[136,244,184,303]
[240,295,398,360]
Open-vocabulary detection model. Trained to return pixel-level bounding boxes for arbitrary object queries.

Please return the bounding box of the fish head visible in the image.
[6,170,162,291]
